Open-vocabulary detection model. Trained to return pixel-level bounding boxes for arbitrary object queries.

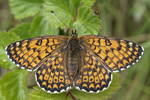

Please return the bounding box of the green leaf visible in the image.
[43,0,75,28]
[10,23,31,39]
[43,1,100,36]
[71,0,95,8]
[72,73,121,100]
[0,69,28,100]
[30,15,59,37]
[0,31,20,69]
[9,0,44,19]
[29,86,67,100]
[70,0,82,8]
[73,7,101,37]
[0,91,5,100]
[81,0,96,8]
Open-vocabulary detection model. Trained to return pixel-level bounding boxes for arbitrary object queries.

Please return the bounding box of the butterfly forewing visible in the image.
[5,36,68,71]
[74,49,112,92]
[79,35,144,72]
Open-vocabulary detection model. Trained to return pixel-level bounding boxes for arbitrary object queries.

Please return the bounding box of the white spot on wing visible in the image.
[16,42,20,46]
[21,66,25,69]
[47,91,51,93]
[141,46,144,51]
[5,51,8,56]
[141,52,144,55]
[121,68,125,71]
[89,90,94,93]
[5,46,8,51]
[102,87,107,91]
[60,89,65,93]
[75,86,80,90]
[16,64,20,67]
[7,55,10,59]
[129,42,133,45]
[5,46,9,55]
[82,89,87,92]
[12,61,15,64]
[26,69,33,72]
[113,70,119,73]
[132,62,135,65]
[96,90,100,93]
[53,91,58,93]
[127,65,131,68]
[41,88,45,91]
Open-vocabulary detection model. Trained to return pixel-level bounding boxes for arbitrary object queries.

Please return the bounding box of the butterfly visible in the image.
[5,29,144,93]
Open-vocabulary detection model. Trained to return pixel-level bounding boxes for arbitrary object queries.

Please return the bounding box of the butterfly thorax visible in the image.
[67,35,80,79]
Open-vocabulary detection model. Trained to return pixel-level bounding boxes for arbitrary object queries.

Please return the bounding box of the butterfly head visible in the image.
[71,29,78,37]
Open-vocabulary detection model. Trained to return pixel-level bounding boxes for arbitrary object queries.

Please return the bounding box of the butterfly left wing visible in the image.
[79,35,144,72]
[36,49,73,93]
[74,49,112,93]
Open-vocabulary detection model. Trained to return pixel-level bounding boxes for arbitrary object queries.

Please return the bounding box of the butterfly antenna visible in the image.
[76,11,99,31]
[51,11,68,28]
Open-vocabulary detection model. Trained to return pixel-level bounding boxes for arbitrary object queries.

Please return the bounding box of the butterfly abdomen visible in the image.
[67,36,80,79]
[68,55,78,78]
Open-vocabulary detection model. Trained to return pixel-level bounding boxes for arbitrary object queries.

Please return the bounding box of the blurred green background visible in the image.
[0,0,150,100]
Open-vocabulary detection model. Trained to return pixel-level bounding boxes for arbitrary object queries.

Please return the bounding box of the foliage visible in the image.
[0,0,120,99]
[0,0,119,100]
[0,31,20,69]
[9,0,44,19]
[0,69,28,100]
[0,0,150,100]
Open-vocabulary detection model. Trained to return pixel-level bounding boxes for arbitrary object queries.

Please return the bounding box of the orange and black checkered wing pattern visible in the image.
[35,49,73,93]
[5,36,68,71]
[74,50,112,93]
[6,35,73,93]
[79,35,144,72]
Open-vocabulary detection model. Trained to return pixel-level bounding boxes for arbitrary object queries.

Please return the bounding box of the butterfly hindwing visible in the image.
[74,50,112,93]
[79,35,144,72]
[36,50,73,93]
[5,36,68,71]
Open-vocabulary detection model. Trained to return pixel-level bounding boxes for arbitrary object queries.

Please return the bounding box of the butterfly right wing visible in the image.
[5,36,68,71]
[74,49,112,93]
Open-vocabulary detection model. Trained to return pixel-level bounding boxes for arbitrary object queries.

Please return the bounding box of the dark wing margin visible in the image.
[79,35,144,72]
[5,35,68,71]
[74,49,112,93]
